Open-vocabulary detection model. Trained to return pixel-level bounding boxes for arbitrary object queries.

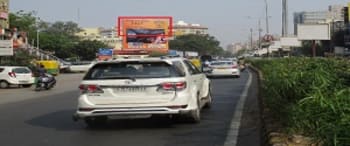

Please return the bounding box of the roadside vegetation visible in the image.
[251,58,350,145]
[9,11,108,62]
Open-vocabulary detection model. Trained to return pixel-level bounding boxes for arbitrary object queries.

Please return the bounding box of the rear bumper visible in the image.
[73,106,191,121]
[7,78,35,85]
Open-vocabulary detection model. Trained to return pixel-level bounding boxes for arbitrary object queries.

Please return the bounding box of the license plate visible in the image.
[113,87,146,93]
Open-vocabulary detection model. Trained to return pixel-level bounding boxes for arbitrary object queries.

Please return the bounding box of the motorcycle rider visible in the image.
[36,64,47,88]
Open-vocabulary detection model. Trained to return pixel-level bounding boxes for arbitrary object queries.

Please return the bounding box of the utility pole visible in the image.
[264,0,269,34]
[282,0,288,37]
[250,28,253,50]
[258,19,262,49]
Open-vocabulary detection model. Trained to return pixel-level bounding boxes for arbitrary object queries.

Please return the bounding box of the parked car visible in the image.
[73,57,212,126]
[206,60,240,78]
[0,66,35,88]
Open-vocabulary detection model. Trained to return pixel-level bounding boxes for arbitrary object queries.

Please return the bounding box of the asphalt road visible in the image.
[0,71,254,146]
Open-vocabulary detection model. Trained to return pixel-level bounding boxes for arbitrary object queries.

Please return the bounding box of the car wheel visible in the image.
[84,116,107,128]
[204,87,213,109]
[188,97,201,123]
[22,84,32,88]
[0,81,9,88]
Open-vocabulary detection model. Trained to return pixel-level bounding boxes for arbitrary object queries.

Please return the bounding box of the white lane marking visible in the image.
[224,70,253,146]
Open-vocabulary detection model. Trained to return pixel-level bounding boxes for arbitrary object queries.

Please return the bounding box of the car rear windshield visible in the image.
[84,61,184,80]
[12,68,31,73]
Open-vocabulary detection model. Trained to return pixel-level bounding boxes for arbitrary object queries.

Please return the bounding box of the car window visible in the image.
[12,68,31,73]
[172,61,186,76]
[84,61,185,80]
[184,60,201,75]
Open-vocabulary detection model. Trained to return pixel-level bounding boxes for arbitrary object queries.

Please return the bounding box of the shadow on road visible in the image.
[25,108,217,131]
[25,109,85,131]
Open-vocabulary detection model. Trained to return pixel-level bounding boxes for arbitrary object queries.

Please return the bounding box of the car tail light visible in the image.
[8,72,16,78]
[232,65,238,69]
[161,82,187,91]
[79,84,104,93]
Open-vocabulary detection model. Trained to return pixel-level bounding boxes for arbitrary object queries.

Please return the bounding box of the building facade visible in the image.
[227,43,244,55]
[0,0,9,30]
[294,5,345,35]
[76,27,122,49]
[293,11,329,34]
[173,21,208,37]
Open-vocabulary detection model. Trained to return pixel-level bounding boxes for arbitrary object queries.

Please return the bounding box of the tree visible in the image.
[38,21,83,59]
[74,40,108,60]
[169,34,225,56]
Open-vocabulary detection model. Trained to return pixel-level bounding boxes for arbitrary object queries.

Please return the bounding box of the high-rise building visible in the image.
[227,43,244,55]
[294,5,345,35]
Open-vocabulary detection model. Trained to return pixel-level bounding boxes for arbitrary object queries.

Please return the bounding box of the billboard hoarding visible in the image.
[280,37,302,47]
[297,24,330,40]
[0,40,13,56]
[118,16,172,53]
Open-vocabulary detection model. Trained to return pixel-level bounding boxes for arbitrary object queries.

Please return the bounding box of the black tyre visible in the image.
[0,81,9,88]
[204,87,213,109]
[188,97,201,123]
[22,84,32,88]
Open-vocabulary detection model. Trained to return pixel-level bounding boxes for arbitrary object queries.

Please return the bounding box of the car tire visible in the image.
[22,84,32,88]
[0,81,9,88]
[204,87,212,109]
[84,116,107,128]
[188,97,201,123]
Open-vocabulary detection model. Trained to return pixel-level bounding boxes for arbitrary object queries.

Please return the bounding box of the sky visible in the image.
[9,0,350,48]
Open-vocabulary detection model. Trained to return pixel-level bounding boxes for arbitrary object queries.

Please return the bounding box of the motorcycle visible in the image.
[35,73,56,91]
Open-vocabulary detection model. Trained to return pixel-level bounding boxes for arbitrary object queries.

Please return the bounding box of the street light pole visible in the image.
[36,17,42,60]
[264,0,269,34]
[36,17,40,50]
[250,28,253,50]
[258,19,262,49]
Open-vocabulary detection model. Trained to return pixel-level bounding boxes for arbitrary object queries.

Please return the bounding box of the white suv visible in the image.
[0,66,35,88]
[73,57,212,126]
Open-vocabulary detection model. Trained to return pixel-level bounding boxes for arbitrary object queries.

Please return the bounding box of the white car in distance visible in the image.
[73,57,212,127]
[0,66,35,88]
[206,60,241,78]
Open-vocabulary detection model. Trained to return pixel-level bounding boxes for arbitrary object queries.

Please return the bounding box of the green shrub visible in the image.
[251,58,350,145]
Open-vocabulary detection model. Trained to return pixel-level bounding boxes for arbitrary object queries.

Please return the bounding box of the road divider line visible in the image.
[224,69,252,146]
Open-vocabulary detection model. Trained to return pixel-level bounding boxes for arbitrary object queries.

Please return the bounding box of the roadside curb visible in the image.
[248,65,269,146]
[223,69,253,146]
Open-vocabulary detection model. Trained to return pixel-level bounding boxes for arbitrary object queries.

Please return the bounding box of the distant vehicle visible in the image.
[200,55,213,72]
[0,66,35,88]
[73,57,212,127]
[206,60,240,78]
[67,61,96,73]
[35,73,56,91]
[36,60,60,76]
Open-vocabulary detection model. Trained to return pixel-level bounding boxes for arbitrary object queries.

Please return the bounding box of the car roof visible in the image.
[94,57,187,65]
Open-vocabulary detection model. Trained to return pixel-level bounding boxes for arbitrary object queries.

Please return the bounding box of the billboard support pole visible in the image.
[312,40,316,57]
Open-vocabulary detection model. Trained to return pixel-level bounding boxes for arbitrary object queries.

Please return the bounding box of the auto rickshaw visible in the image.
[36,60,60,76]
